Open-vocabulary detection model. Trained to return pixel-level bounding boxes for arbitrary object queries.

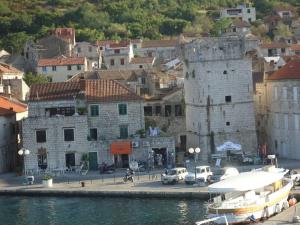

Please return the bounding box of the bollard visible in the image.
[114,174,115,184]
[81,181,85,187]
[67,178,69,184]
[102,175,104,183]
[91,179,92,184]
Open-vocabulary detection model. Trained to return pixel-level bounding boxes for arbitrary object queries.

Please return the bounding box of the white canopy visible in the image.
[208,171,285,193]
[216,141,241,152]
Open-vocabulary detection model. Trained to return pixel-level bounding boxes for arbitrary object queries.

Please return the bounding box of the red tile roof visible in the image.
[0,63,22,74]
[291,44,300,51]
[141,39,178,48]
[268,60,300,80]
[130,57,155,64]
[38,56,85,67]
[0,107,15,116]
[53,28,75,43]
[29,80,142,102]
[260,42,290,49]
[0,96,27,113]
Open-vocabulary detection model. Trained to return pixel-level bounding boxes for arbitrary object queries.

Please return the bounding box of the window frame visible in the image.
[36,130,46,143]
[89,128,98,141]
[90,105,99,117]
[119,125,129,139]
[118,103,127,116]
[64,128,75,142]
[67,65,72,71]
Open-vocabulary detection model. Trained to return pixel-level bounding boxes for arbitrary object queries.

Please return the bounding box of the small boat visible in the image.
[207,166,293,224]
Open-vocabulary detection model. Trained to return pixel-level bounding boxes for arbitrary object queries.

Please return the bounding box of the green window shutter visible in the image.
[118,104,127,115]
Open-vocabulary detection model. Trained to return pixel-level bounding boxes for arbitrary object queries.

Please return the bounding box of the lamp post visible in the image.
[18,148,30,176]
[188,147,201,184]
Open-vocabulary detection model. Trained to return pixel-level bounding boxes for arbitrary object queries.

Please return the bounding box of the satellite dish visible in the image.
[129,161,139,170]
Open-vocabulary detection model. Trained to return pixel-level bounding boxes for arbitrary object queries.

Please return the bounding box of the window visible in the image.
[247,8,251,13]
[165,105,172,117]
[118,104,127,115]
[139,65,143,69]
[141,77,146,84]
[274,87,278,100]
[88,46,92,52]
[90,128,97,141]
[223,70,227,75]
[38,154,47,169]
[114,49,120,54]
[67,65,72,70]
[144,106,153,116]
[185,72,189,79]
[46,107,75,117]
[90,105,99,116]
[67,75,73,79]
[225,96,232,103]
[226,122,230,126]
[133,44,137,48]
[275,113,279,128]
[110,59,115,66]
[120,58,125,65]
[42,66,47,72]
[282,87,287,99]
[64,128,74,141]
[175,105,183,116]
[284,114,288,130]
[295,115,299,130]
[192,70,195,78]
[52,66,56,71]
[275,140,278,150]
[232,27,237,32]
[293,87,298,101]
[36,130,46,143]
[77,65,81,70]
[248,18,252,22]
[281,48,286,54]
[155,106,161,115]
[119,125,128,139]
[77,47,81,53]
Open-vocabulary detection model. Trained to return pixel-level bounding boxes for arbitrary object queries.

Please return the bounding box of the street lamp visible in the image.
[189,147,201,184]
[18,148,30,176]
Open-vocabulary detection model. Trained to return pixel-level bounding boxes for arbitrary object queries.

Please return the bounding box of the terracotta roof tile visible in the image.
[260,42,290,49]
[141,40,178,48]
[0,63,22,74]
[0,96,27,113]
[38,56,85,67]
[130,57,155,64]
[29,80,142,102]
[0,107,15,116]
[268,60,300,80]
[291,44,300,51]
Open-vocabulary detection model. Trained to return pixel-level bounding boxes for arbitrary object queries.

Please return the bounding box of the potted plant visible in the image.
[42,174,53,187]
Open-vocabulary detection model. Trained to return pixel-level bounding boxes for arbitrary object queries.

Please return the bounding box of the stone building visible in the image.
[255,60,300,159]
[181,36,258,161]
[0,96,27,173]
[22,80,175,171]
[220,4,256,22]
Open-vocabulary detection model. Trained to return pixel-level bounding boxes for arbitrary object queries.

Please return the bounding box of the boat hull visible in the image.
[208,179,293,224]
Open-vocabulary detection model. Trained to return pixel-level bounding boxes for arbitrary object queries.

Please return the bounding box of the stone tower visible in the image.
[182,36,258,161]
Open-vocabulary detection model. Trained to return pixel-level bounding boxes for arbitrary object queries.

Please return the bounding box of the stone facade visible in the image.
[23,91,175,171]
[182,36,258,161]
[220,4,256,22]
[255,79,300,159]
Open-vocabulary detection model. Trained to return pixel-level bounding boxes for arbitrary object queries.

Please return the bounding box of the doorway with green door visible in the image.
[88,152,98,170]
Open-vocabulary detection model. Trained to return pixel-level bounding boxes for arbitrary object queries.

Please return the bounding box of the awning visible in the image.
[111,141,132,155]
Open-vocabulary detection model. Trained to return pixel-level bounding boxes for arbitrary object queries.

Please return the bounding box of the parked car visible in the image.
[185,166,213,184]
[161,167,188,185]
[209,167,239,183]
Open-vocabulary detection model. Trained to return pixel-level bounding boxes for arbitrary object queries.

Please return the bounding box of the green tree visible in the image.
[274,22,292,37]
[2,32,31,54]
[211,18,232,36]
[23,72,50,87]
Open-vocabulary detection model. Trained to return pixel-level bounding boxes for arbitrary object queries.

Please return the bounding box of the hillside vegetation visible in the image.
[0,0,299,53]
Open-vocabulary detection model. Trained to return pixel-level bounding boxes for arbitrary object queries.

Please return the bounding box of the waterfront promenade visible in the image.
[0,159,300,224]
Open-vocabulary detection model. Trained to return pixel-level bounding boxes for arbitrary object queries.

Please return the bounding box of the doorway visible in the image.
[66,153,75,168]
[89,152,98,170]
[152,148,167,167]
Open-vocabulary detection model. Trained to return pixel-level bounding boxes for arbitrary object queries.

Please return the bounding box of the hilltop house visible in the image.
[220,4,256,22]
[37,56,88,82]
[22,80,175,171]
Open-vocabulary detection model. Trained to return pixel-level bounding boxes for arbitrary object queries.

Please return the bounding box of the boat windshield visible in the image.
[214,169,225,175]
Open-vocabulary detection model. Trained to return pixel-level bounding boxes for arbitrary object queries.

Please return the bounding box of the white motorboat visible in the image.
[207,166,293,224]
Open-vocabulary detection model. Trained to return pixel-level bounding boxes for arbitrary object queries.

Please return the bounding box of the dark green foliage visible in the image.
[23,72,50,87]
[0,0,299,53]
